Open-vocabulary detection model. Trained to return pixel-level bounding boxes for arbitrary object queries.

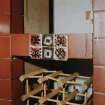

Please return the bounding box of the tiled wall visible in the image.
[0,0,24,33]
[11,33,93,59]
[93,0,105,104]
[0,35,24,105]
[0,0,24,105]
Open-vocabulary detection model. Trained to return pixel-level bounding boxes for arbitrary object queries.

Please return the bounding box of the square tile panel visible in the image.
[42,34,53,46]
[29,46,42,59]
[31,34,42,46]
[54,34,68,47]
[43,47,53,60]
[54,47,68,60]
[29,34,68,60]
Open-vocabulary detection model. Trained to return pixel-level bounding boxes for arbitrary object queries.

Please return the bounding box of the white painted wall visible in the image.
[54,0,93,33]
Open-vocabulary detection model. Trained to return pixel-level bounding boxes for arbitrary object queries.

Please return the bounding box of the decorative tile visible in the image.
[54,34,68,60]
[54,34,68,47]
[29,46,42,59]
[42,34,53,46]
[54,47,68,60]
[29,33,68,61]
[43,47,53,60]
[31,34,42,46]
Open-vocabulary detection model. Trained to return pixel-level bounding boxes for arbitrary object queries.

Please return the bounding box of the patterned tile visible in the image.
[42,34,53,46]
[54,34,68,60]
[29,46,42,59]
[43,47,53,60]
[29,34,68,60]
[54,34,68,47]
[31,34,42,46]
[54,47,68,60]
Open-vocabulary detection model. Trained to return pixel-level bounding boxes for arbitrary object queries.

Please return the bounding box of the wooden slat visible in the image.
[19,69,47,82]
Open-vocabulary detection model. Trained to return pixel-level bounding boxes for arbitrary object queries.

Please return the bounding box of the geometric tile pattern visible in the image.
[29,33,68,60]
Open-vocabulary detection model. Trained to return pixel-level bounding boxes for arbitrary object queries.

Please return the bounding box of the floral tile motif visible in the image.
[29,46,42,59]
[54,34,68,47]
[54,34,68,60]
[31,34,42,46]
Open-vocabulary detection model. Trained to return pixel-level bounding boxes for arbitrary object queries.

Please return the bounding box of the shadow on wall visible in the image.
[19,57,93,76]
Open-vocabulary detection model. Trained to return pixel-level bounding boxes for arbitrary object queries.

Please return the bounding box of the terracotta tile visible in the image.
[0,0,24,15]
[0,36,11,58]
[93,0,105,11]
[0,59,11,79]
[0,79,24,100]
[68,33,92,59]
[93,39,105,65]
[11,34,29,56]
[0,15,10,33]
[0,58,24,79]
[94,12,105,38]
[93,92,105,105]
[0,0,10,15]
[93,65,105,92]
[0,33,11,36]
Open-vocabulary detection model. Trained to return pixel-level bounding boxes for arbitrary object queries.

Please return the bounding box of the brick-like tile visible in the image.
[93,39,105,65]
[68,33,92,59]
[93,92,105,105]
[11,34,29,56]
[0,36,11,58]
[0,58,24,79]
[93,0,105,11]
[0,59,11,79]
[0,79,24,100]
[93,65,105,92]
[94,12,105,38]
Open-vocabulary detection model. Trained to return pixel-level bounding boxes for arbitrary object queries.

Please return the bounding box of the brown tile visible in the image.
[93,92,105,105]
[11,0,24,15]
[93,39,105,65]
[11,34,29,56]
[0,36,11,58]
[68,33,92,59]
[93,65,105,92]
[94,12,105,38]
[11,58,24,79]
[11,15,24,33]
[0,79,24,100]
[93,0,105,11]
